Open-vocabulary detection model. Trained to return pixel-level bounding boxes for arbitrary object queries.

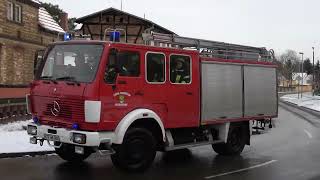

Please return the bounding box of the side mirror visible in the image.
[34,50,44,77]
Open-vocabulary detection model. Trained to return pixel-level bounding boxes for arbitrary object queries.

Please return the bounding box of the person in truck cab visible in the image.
[151,56,164,82]
[104,54,117,83]
[73,54,92,82]
[74,55,88,69]
[171,58,189,83]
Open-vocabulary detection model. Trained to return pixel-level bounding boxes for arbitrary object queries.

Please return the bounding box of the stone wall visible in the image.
[0,0,58,85]
[0,38,45,84]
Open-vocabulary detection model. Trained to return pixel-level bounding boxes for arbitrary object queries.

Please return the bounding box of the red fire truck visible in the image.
[26,31,278,171]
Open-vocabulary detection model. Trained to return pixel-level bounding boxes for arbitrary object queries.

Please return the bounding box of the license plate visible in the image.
[44,133,60,142]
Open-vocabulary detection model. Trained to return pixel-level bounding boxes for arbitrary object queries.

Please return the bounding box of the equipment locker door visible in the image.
[166,54,200,128]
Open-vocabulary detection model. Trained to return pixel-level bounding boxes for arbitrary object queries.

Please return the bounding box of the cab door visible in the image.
[142,51,168,124]
[166,53,200,128]
[99,48,143,129]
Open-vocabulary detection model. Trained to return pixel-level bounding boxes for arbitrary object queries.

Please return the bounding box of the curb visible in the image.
[0,151,56,159]
[279,100,320,118]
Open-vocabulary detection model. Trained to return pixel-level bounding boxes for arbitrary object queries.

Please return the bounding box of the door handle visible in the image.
[186,92,193,95]
[112,85,116,91]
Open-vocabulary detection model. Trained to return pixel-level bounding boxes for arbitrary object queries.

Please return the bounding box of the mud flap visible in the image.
[245,121,251,145]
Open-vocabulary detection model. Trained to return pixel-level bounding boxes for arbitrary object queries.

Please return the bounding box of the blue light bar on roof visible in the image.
[64,33,72,41]
[109,31,120,42]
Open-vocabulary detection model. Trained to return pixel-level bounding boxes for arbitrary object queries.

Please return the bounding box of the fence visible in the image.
[278,85,312,93]
[0,87,30,124]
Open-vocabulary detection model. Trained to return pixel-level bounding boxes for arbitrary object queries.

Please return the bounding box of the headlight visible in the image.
[72,133,86,144]
[27,125,37,135]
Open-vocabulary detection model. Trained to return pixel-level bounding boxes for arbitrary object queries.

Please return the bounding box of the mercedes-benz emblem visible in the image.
[50,101,60,116]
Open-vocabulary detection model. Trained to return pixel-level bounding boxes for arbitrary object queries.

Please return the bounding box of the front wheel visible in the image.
[55,144,92,163]
[111,127,157,172]
[212,123,247,156]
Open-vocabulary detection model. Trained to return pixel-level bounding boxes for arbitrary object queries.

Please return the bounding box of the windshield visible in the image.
[39,44,104,83]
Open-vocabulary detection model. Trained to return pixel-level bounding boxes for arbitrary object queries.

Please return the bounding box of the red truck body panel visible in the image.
[30,41,276,132]
[30,42,201,131]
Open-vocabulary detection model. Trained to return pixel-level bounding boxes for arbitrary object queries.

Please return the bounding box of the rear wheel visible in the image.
[55,144,92,163]
[212,123,247,155]
[111,127,157,172]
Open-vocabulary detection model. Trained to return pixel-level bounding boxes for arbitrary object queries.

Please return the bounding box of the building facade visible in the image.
[75,8,175,44]
[0,0,64,85]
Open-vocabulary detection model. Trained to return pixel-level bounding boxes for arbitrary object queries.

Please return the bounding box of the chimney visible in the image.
[60,12,69,32]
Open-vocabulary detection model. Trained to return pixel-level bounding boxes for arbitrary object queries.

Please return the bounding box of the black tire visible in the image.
[212,123,246,156]
[111,127,157,172]
[55,144,92,163]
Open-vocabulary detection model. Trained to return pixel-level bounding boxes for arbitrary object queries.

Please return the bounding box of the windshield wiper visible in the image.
[39,76,58,84]
[39,76,53,79]
[56,76,80,86]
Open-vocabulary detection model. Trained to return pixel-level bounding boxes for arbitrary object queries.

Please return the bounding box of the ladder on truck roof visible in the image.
[142,32,275,62]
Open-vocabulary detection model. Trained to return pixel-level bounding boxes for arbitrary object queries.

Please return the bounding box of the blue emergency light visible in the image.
[109,31,120,42]
[64,33,72,41]
[72,123,79,130]
[32,116,39,124]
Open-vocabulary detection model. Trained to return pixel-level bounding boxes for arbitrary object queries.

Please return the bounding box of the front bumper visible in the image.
[27,122,115,147]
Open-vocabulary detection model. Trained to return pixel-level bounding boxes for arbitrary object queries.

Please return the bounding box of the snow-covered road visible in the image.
[280,93,320,112]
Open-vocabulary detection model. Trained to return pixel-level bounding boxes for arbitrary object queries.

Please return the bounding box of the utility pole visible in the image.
[121,0,123,11]
[312,47,315,96]
[299,52,304,98]
[297,57,300,99]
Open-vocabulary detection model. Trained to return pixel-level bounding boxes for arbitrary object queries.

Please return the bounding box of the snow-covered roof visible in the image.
[74,23,83,31]
[31,0,40,4]
[38,7,65,33]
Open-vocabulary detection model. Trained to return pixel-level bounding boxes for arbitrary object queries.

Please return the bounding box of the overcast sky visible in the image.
[41,0,320,60]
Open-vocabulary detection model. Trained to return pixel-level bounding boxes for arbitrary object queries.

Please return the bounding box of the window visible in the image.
[170,55,191,84]
[14,4,21,23]
[104,49,140,84]
[7,2,13,21]
[146,53,165,83]
[7,2,22,23]
[118,51,140,77]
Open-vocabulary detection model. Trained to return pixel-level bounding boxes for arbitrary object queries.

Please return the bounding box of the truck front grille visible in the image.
[43,99,84,121]
[31,96,84,122]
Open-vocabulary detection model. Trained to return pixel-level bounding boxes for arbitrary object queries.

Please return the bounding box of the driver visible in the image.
[104,54,117,83]
[73,55,91,81]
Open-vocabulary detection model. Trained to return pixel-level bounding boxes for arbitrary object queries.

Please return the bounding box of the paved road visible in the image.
[1,104,320,180]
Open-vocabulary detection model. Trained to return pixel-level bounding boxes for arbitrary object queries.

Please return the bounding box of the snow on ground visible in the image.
[280,93,320,112]
[0,120,31,132]
[0,120,53,154]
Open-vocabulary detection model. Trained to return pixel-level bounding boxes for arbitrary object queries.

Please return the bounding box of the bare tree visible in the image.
[278,50,300,86]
